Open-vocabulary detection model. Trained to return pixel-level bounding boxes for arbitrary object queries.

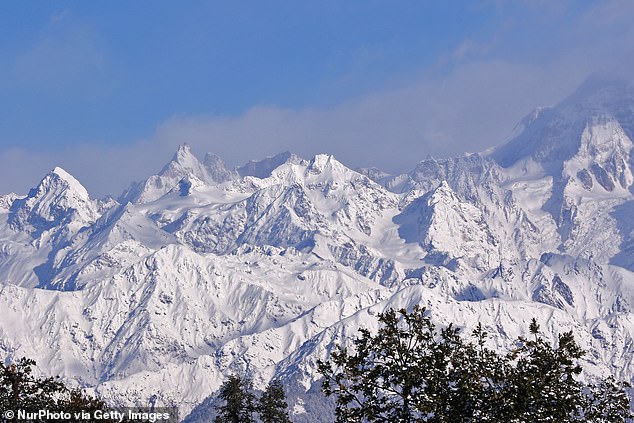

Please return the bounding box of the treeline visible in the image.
[210,307,632,422]
[317,306,633,422]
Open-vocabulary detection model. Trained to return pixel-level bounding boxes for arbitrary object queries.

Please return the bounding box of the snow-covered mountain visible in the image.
[0,78,633,420]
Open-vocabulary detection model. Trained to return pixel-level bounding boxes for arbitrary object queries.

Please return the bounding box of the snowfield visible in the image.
[0,79,633,419]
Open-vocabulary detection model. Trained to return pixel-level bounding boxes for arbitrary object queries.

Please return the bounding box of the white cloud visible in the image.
[1,1,633,198]
[0,55,604,198]
[152,58,585,173]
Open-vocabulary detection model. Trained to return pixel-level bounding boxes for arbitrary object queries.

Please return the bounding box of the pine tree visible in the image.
[442,322,509,421]
[0,357,108,420]
[214,374,257,423]
[258,379,292,423]
[317,306,485,422]
[317,308,634,422]
[584,376,633,422]
[507,319,586,421]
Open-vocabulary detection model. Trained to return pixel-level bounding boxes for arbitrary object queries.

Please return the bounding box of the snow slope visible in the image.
[0,78,633,419]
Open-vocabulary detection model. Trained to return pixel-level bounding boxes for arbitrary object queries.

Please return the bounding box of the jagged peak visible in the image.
[311,153,335,165]
[34,167,91,201]
[173,143,195,163]
[203,153,236,182]
[161,145,235,183]
[160,143,202,176]
[356,167,392,183]
[8,166,98,234]
[307,154,345,174]
[382,153,499,196]
[123,145,237,204]
[237,151,302,179]
[403,180,462,212]
[430,180,456,200]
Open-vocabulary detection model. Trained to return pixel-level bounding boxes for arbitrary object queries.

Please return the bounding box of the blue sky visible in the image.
[0,1,632,197]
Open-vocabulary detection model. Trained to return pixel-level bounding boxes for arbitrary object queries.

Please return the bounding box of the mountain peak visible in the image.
[307,154,343,174]
[161,143,203,177]
[172,143,197,167]
[491,77,634,169]
[163,145,235,183]
[9,167,97,235]
[46,167,90,199]
[33,167,90,200]
[203,153,236,182]
[563,74,632,106]
[51,166,70,177]
[123,146,236,204]
[237,151,301,179]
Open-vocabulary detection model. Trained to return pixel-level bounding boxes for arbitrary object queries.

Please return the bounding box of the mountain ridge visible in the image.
[0,78,633,419]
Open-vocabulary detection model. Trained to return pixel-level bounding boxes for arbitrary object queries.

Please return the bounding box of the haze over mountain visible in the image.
[0,78,633,420]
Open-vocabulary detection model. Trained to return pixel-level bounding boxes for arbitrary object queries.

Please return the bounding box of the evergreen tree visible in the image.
[440,322,510,421]
[317,307,633,422]
[507,318,585,421]
[0,357,65,413]
[214,374,256,423]
[258,379,292,423]
[317,306,486,422]
[584,376,633,422]
[0,357,108,421]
